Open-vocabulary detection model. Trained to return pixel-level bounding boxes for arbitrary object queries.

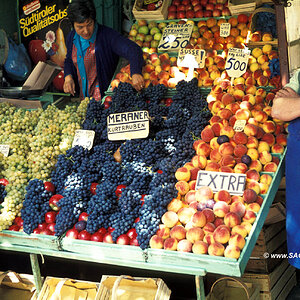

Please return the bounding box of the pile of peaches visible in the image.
[149,78,287,259]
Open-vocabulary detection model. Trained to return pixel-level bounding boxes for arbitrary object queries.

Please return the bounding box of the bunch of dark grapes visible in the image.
[0,185,6,204]
[21,179,53,234]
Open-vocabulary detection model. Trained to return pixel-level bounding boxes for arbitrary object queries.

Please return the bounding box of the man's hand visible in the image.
[63,75,76,96]
[275,87,299,98]
[132,74,145,92]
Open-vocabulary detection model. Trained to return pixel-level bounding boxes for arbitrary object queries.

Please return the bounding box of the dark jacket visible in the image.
[64,23,144,97]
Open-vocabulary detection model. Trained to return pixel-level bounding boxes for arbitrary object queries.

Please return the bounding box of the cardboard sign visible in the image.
[177,48,205,68]
[233,119,247,132]
[220,23,231,37]
[107,111,149,141]
[72,130,95,150]
[225,48,250,78]
[196,170,246,195]
[0,145,9,157]
[158,23,193,52]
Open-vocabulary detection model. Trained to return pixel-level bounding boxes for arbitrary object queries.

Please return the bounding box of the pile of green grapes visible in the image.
[0,99,89,230]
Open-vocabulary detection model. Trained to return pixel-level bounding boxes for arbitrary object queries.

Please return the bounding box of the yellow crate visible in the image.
[133,0,171,21]
[96,275,171,300]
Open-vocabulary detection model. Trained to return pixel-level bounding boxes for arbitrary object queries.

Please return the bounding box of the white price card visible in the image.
[233,119,247,132]
[0,145,9,157]
[225,47,250,78]
[196,170,246,196]
[72,130,95,150]
[107,111,150,141]
[177,48,205,68]
[158,23,193,52]
[220,23,231,37]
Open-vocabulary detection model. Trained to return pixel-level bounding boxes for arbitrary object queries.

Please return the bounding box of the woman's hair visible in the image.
[67,0,96,24]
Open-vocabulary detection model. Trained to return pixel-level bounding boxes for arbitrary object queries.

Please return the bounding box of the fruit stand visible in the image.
[0,0,294,299]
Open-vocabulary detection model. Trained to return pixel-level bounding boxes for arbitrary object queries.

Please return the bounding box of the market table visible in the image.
[0,151,286,299]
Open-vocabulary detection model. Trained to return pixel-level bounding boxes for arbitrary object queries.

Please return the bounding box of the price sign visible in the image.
[225,47,250,78]
[233,120,247,132]
[0,145,9,157]
[220,23,231,37]
[196,170,246,196]
[158,23,193,52]
[177,48,205,68]
[72,130,95,150]
[107,111,150,141]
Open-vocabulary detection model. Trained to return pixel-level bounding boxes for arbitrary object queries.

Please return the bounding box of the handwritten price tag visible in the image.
[0,145,9,157]
[177,48,206,68]
[233,120,247,132]
[72,130,95,150]
[158,23,193,52]
[220,23,231,37]
[225,48,250,78]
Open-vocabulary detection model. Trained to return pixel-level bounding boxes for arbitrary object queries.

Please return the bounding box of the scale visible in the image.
[0,29,9,87]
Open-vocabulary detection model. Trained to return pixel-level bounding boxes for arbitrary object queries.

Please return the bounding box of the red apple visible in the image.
[116,234,131,245]
[44,181,55,193]
[33,228,41,234]
[103,232,114,243]
[14,216,24,227]
[0,178,9,186]
[39,229,53,235]
[126,228,137,239]
[49,194,63,211]
[90,182,99,195]
[115,184,126,197]
[45,211,56,224]
[66,228,79,239]
[97,227,107,235]
[38,222,48,231]
[47,223,56,233]
[9,225,20,231]
[77,230,92,241]
[91,232,104,242]
[130,238,140,246]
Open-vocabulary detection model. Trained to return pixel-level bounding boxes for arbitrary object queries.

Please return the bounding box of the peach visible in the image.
[221,93,235,105]
[230,201,246,218]
[232,225,248,238]
[220,126,235,138]
[175,180,190,195]
[245,85,257,95]
[202,208,216,223]
[262,32,273,41]
[175,167,191,181]
[219,142,234,156]
[192,211,207,228]
[247,202,261,213]
[162,211,179,228]
[184,162,195,170]
[229,233,245,249]
[219,155,236,168]
[210,137,221,150]
[256,195,264,206]
[186,227,205,243]
[210,148,222,162]
[195,186,214,202]
[170,225,187,241]
[203,222,216,235]
[224,212,241,228]
[252,47,263,58]
[206,161,221,172]
[213,201,230,218]
[196,142,211,157]
[246,169,260,182]
[177,207,195,225]
[271,144,284,154]
[219,166,234,173]
[193,139,205,151]
[233,132,248,145]
[164,237,178,251]
[201,127,215,142]
[258,141,270,153]
[226,103,240,114]
[149,235,164,249]
[209,116,222,125]
[233,89,245,101]
[262,120,276,134]
[260,173,272,185]
[257,75,269,86]
[263,162,278,172]
[253,110,268,123]
[242,210,257,224]
[235,108,251,122]
[203,232,215,245]
[189,201,199,212]
[233,163,248,174]
[191,155,207,169]
[192,240,208,254]
[259,182,269,194]
[262,44,272,54]
[231,195,244,203]
[259,150,272,165]
[240,221,253,234]
[185,190,197,205]
[246,136,259,148]
[208,242,225,256]
[246,148,259,161]
[156,224,170,239]
[276,133,287,146]
[245,77,256,86]
[224,244,241,259]
[246,180,261,195]
[190,168,201,181]
[214,190,231,204]
[243,188,257,204]
[249,62,260,73]
[213,225,231,244]
[218,108,233,120]
[167,198,183,213]
[234,144,248,157]
[214,217,225,228]
[244,124,258,137]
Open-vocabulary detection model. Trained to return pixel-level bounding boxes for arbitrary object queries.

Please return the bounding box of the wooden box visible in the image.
[96,275,171,300]
[228,0,260,15]
[132,0,171,21]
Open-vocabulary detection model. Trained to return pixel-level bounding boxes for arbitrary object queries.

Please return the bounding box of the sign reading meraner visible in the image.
[195,170,246,195]
[158,23,193,52]
[107,111,150,141]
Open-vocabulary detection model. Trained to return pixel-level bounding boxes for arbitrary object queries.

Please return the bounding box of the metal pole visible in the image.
[195,275,206,300]
[30,253,43,295]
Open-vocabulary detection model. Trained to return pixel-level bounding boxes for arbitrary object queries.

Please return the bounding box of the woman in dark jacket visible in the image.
[63,0,144,100]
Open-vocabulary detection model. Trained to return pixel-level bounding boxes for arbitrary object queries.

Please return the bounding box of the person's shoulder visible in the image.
[97,24,120,36]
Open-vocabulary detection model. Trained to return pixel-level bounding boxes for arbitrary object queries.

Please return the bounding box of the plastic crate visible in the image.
[94,0,122,32]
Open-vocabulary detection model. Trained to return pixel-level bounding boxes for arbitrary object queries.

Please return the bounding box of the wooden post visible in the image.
[30,253,43,295]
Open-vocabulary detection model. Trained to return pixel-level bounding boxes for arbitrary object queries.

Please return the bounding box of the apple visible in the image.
[38,222,48,231]
[78,212,89,222]
[115,184,126,197]
[126,228,137,239]
[103,232,114,243]
[14,216,24,227]
[66,228,79,239]
[130,238,140,246]
[49,194,63,211]
[45,211,56,224]
[47,223,56,233]
[9,225,20,231]
[90,182,99,195]
[33,228,41,234]
[40,229,53,235]
[97,227,107,235]
[91,232,104,242]
[78,230,92,241]
[116,234,131,245]
[108,226,115,233]
[0,178,9,186]
[44,181,55,193]
[52,70,64,92]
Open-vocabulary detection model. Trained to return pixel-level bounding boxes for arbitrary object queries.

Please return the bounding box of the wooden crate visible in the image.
[132,0,171,20]
[96,275,171,300]
[228,0,259,15]
[242,259,297,300]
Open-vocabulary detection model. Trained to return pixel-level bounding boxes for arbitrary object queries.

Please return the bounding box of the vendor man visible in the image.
[63,0,145,100]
